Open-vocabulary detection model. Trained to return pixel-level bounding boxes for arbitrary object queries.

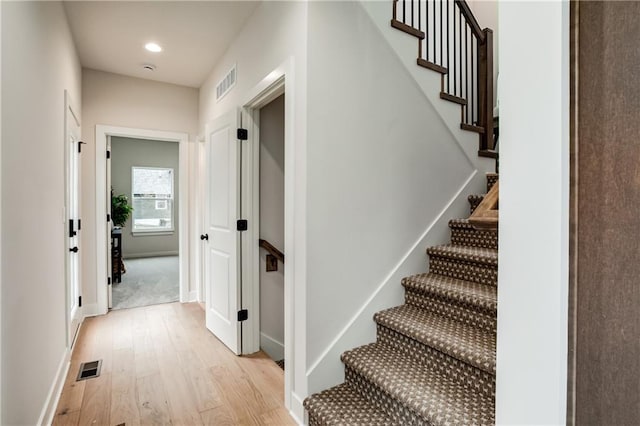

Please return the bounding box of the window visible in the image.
[131,167,174,233]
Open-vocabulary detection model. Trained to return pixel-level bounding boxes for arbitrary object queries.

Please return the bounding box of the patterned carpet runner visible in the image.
[304,174,498,425]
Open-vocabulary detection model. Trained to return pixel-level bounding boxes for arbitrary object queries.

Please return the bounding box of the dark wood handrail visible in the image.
[468,180,498,231]
[455,0,485,42]
[259,239,284,263]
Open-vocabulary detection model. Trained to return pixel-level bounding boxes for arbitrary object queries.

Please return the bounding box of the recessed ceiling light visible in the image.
[145,42,162,53]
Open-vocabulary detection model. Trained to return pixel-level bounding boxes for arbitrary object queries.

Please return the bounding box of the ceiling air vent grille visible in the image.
[216,65,237,101]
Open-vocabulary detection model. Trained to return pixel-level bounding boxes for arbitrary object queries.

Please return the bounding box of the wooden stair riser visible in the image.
[428,257,498,286]
[344,366,423,425]
[449,223,498,250]
[404,290,496,333]
[376,325,496,397]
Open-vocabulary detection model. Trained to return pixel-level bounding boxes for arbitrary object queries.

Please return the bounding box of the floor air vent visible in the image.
[76,360,102,381]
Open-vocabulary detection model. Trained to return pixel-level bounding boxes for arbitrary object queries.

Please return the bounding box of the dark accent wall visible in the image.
[573,2,640,424]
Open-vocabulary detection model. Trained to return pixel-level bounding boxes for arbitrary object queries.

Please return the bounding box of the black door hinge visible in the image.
[107,213,111,222]
[78,141,86,153]
[69,219,77,238]
[78,296,82,307]
[106,150,111,159]
[237,309,248,322]
[108,277,111,286]
[237,128,248,140]
[237,219,248,231]
[78,219,81,231]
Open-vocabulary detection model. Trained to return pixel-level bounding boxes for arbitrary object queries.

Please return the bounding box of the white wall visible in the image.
[467,0,499,110]
[1,2,82,424]
[258,95,285,361]
[81,69,198,311]
[198,1,308,420]
[0,3,4,422]
[496,2,569,424]
[305,0,492,395]
[111,136,180,258]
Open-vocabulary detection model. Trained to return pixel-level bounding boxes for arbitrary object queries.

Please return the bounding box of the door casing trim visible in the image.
[94,125,189,315]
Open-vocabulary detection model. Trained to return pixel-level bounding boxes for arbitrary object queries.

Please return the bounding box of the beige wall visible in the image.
[81,69,198,309]
[1,2,82,423]
[111,136,179,258]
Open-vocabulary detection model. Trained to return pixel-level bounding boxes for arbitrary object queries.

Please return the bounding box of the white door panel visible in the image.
[204,110,241,354]
[65,93,82,347]
[106,137,112,309]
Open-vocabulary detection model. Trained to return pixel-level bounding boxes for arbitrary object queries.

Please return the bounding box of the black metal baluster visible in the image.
[418,0,421,32]
[465,24,469,123]
[440,0,443,66]
[411,0,414,27]
[426,0,429,61]
[433,0,436,64]
[447,0,450,92]
[453,2,456,94]
[459,9,462,98]
[472,35,475,124]
[403,0,406,23]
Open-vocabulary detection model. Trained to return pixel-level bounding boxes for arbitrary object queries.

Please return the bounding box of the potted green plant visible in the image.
[111,192,133,228]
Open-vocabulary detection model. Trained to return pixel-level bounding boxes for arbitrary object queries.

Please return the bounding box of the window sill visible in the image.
[132,230,175,237]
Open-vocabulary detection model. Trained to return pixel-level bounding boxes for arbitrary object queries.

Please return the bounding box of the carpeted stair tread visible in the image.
[303,383,397,426]
[341,343,494,425]
[402,272,497,313]
[427,244,498,267]
[374,304,496,374]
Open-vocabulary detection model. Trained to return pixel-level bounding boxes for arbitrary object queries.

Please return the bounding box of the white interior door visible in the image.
[106,137,113,309]
[204,110,241,354]
[65,95,82,347]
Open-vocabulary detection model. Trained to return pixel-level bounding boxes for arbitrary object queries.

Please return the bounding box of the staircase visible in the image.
[303,175,498,425]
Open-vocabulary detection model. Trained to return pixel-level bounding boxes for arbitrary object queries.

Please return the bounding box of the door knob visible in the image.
[200,234,209,241]
[69,246,79,253]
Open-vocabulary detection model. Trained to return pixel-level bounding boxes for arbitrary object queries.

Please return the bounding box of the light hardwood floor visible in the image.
[53,302,296,426]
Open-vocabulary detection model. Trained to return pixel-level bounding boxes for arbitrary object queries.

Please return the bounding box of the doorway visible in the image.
[256,94,285,367]
[200,62,298,412]
[109,136,180,310]
[94,126,189,315]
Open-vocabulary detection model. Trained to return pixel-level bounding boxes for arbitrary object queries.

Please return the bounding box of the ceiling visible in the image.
[63,1,260,88]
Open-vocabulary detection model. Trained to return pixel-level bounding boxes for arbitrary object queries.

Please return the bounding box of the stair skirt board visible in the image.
[304,174,498,425]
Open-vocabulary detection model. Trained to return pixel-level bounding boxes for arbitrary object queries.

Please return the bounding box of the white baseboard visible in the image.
[260,332,284,361]
[290,391,306,425]
[187,290,198,302]
[38,348,70,426]
[123,251,179,259]
[82,302,101,318]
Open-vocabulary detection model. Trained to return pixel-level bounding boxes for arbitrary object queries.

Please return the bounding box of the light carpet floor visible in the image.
[112,256,179,310]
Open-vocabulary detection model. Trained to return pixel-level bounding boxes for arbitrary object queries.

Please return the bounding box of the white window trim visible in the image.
[131,166,175,234]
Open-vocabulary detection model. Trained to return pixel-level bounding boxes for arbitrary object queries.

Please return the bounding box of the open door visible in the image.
[65,92,82,347]
[106,137,113,309]
[203,110,242,354]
